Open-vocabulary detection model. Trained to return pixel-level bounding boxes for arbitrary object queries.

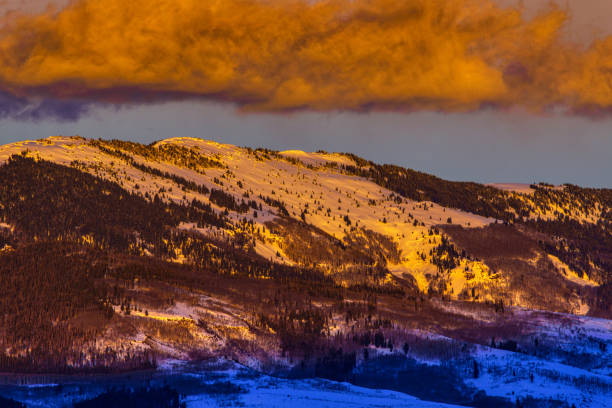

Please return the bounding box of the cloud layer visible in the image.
[0,0,611,119]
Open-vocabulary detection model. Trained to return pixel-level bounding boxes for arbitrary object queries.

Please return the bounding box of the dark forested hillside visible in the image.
[0,154,225,253]
[0,242,118,372]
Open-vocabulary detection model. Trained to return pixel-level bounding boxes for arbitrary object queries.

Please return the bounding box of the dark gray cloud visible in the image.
[0,91,26,117]
[0,91,94,121]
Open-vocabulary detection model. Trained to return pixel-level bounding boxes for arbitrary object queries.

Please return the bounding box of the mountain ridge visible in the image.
[0,136,609,304]
[0,135,610,406]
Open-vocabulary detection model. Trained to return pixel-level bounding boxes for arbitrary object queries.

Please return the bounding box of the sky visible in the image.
[0,0,611,187]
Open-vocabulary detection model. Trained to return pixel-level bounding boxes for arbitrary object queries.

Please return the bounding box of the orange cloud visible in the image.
[0,0,610,116]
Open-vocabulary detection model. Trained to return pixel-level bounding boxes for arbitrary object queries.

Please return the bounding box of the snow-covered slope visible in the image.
[0,136,610,407]
[1,136,608,304]
[1,136,608,306]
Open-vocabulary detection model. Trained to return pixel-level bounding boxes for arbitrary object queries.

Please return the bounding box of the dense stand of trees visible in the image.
[266,217,403,289]
[90,141,213,196]
[340,153,611,225]
[0,155,227,253]
[0,154,176,249]
[0,396,24,408]
[209,188,255,213]
[91,139,224,171]
[340,154,526,221]
[430,236,461,273]
[0,241,157,373]
[258,194,289,216]
[442,223,608,316]
[528,219,612,284]
[74,386,185,408]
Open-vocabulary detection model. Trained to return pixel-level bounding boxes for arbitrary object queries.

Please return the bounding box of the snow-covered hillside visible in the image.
[0,136,610,408]
[1,136,606,309]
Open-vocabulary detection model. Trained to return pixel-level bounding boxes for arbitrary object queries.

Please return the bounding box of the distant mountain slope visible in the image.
[0,136,609,407]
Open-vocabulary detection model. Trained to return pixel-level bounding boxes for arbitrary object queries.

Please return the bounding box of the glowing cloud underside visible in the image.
[1,0,612,118]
